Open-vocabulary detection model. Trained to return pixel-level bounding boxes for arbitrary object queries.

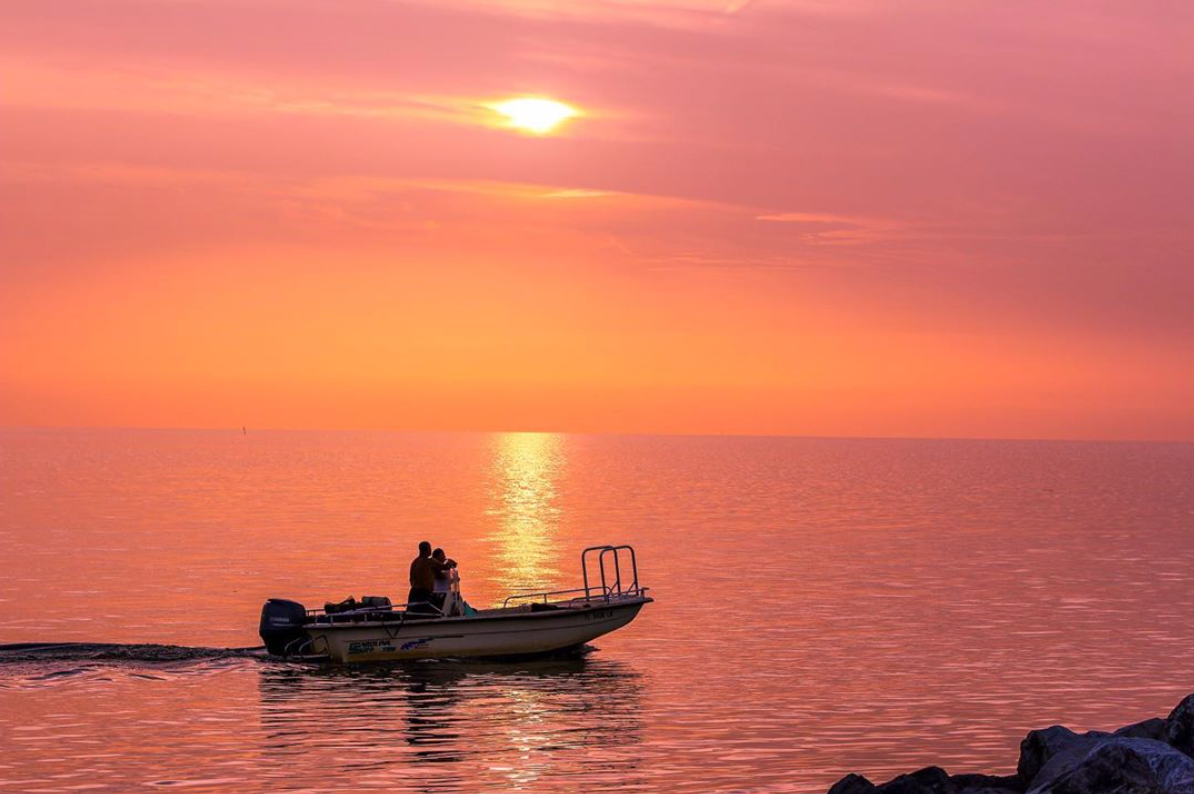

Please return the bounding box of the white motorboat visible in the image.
[259,545,652,664]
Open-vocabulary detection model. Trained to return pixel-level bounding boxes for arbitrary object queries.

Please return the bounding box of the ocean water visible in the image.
[1,429,1193,793]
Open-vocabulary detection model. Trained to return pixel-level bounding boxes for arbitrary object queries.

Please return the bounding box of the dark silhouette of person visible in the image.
[431,548,455,612]
[408,541,455,614]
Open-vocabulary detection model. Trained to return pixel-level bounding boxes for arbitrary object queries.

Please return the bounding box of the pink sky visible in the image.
[2,0,1192,440]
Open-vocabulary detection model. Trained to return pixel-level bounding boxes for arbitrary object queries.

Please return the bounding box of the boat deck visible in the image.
[305,590,651,630]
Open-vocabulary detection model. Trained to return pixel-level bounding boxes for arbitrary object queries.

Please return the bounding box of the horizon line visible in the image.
[1,422,1190,446]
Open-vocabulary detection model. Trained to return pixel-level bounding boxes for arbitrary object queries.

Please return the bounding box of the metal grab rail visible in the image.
[498,544,646,609]
[502,585,650,610]
[583,544,639,599]
[502,585,611,609]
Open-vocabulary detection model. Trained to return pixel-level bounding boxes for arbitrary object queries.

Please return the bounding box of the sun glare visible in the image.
[491,97,578,134]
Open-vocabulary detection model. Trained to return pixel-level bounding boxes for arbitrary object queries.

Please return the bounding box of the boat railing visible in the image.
[501,544,647,609]
[304,601,443,624]
[502,585,608,609]
[562,585,649,607]
[583,544,640,600]
[501,584,651,609]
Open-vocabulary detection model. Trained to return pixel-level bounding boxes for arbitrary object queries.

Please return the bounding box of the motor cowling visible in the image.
[259,598,308,656]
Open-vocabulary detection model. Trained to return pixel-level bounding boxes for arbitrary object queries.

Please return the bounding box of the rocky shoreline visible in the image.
[827,694,1194,794]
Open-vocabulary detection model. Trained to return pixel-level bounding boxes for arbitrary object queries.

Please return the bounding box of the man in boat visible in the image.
[408,541,456,614]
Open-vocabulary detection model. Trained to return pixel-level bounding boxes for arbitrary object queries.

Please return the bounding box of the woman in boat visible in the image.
[431,548,454,614]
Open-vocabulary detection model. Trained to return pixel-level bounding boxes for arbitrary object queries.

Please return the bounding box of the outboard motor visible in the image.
[259,599,308,656]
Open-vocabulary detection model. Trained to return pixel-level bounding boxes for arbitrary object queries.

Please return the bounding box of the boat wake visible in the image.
[0,641,603,669]
[0,642,267,665]
[0,640,620,693]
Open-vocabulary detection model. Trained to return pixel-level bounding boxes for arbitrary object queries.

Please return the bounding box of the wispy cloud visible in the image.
[755,212,908,245]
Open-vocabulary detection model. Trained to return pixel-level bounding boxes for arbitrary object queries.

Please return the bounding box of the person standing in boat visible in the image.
[408,541,455,614]
[430,548,455,613]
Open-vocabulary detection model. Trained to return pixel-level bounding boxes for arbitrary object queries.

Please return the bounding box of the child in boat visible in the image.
[432,548,476,616]
[431,548,452,612]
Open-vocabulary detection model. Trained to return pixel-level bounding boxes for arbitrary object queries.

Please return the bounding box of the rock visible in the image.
[1117,717,1169,742]
[821,695,1194,794]
[1018,726,1111,787]
[840,767,1024,794]
[829,774,878,794]
[1029,733,1123,792]
[1168,695,1194,757]
[1029,738,1194,794]
[877,766,955,794]
[950,773,1025,794]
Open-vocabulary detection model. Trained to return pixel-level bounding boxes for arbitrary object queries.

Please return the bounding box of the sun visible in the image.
[490,97,578,134]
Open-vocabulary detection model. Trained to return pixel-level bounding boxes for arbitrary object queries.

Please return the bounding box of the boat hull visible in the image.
[306,599,648,663]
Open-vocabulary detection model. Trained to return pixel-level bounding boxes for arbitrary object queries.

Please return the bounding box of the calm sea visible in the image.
[1,429,1193,793]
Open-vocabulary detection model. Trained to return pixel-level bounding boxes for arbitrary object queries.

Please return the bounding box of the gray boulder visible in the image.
[1029,738,1194,794]
[1019,726,1113,788]
[1117,718,1169,742]
[827,767,1025,794]
[828,774,878,794]
[823,694,1194,794]
[876,766,954,794]
[1168,695,1194,757]
[950,773,1025,794]
[868,767,1024,794]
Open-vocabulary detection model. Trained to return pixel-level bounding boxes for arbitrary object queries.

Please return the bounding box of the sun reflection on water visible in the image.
[254,657,645,791]
[485,432,566,600]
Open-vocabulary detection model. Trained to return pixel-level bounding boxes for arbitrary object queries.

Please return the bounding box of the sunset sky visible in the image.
[2,0,1192,440]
